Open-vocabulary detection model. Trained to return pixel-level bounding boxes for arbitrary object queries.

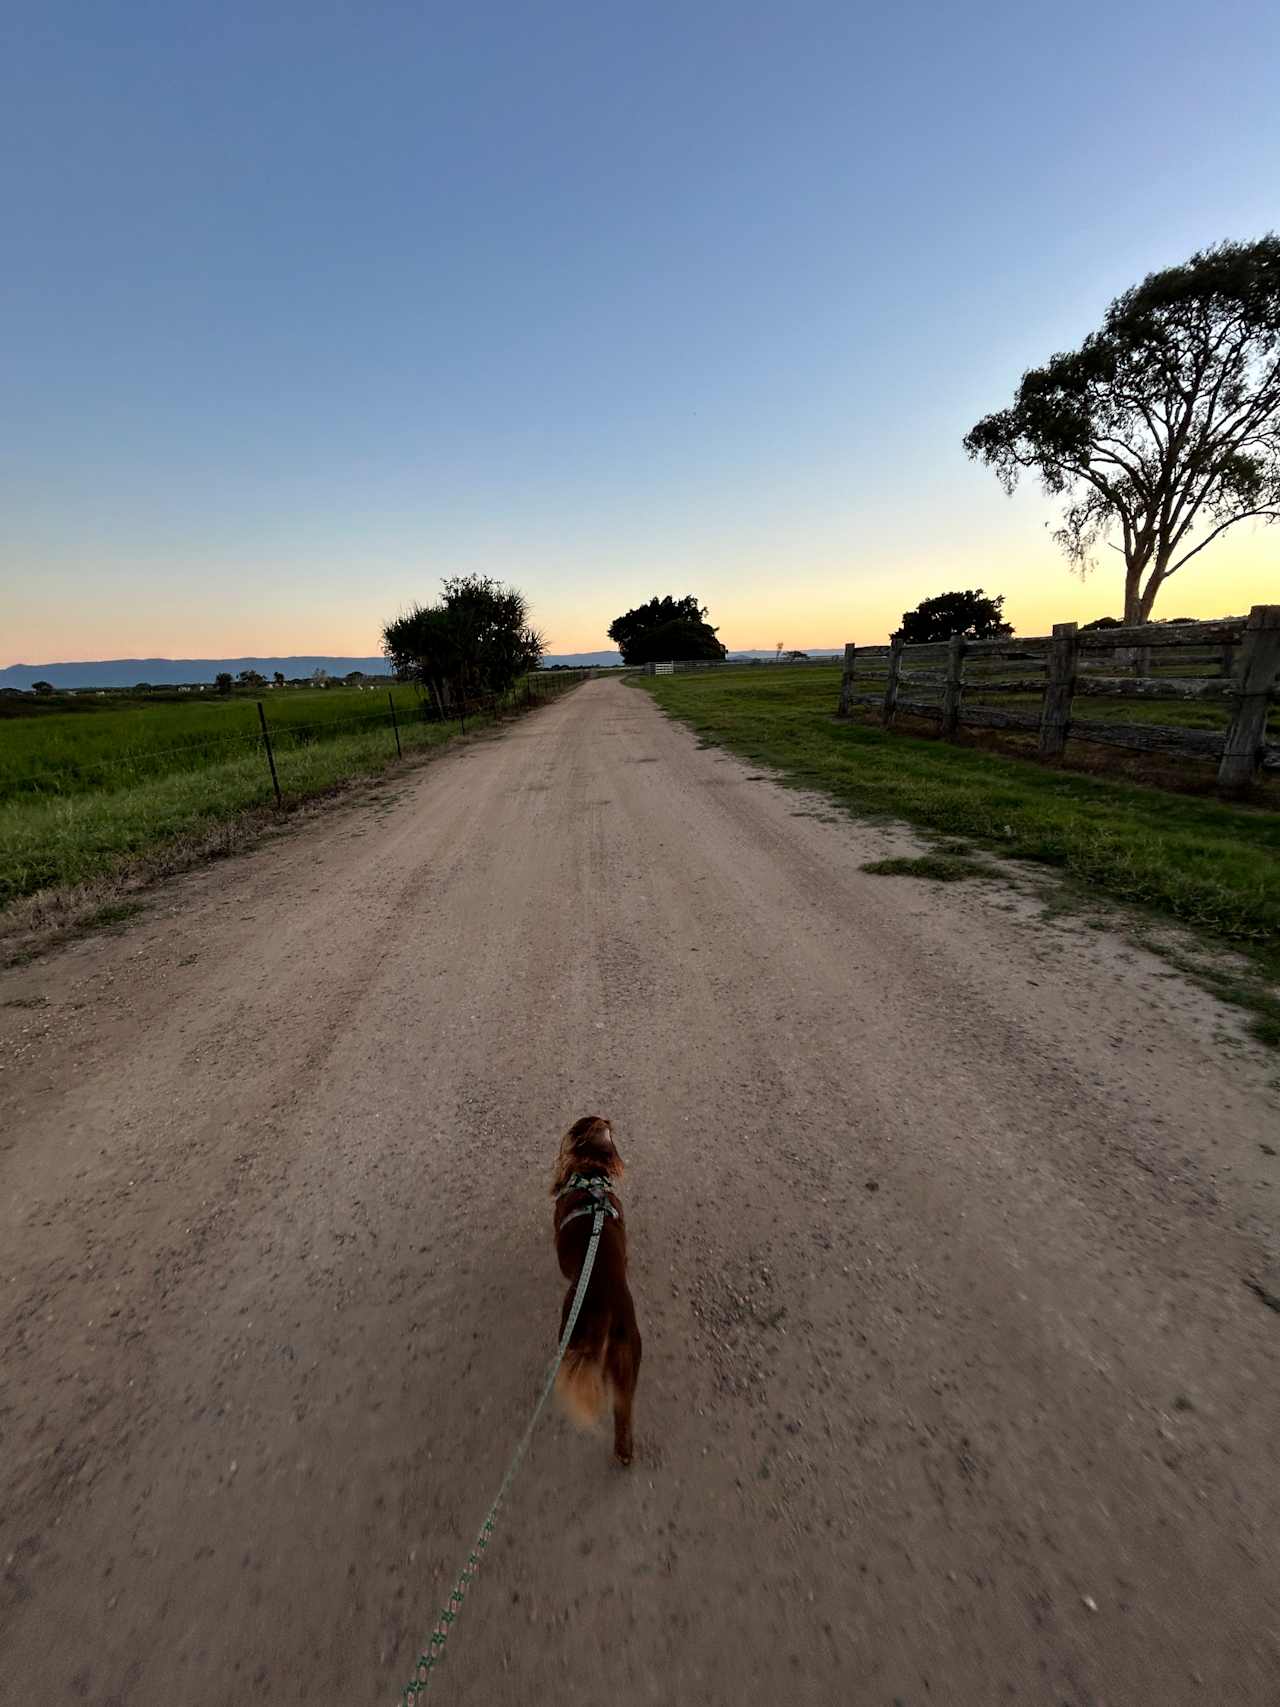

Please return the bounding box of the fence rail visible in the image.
[837,606,1280,795]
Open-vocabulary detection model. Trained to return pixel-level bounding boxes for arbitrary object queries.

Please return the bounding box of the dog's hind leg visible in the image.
[607,1327,641,1466]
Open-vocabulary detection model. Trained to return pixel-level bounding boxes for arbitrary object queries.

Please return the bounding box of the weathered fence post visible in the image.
[1038,621,1079,759]
[386,691,402,756]
[256,701,282,807]
[1218,604,1280,794]
[881,634,904,726]
[942,632,966,739]
[838,643,856,716]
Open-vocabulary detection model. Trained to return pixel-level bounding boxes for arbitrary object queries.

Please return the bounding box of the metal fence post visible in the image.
[388,691,402,757]
[882,634,904,726]
[1038,621,1079,759]
[257,701,282,806]
[1218,604,1280,794]
[942,633,967,739]
[838,642,856,716]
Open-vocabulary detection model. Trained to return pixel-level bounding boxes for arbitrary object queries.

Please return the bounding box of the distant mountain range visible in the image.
[0,646,843,690]
[0,651,626,689]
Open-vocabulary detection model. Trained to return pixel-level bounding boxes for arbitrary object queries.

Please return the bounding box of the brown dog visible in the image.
[551,1116,642,1465]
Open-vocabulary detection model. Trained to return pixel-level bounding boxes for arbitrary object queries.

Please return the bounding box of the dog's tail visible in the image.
[556,1337,608,1427]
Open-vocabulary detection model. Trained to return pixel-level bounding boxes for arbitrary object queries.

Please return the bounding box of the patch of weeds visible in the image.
[83,900,147,931]
[1147,943,1280,1050]
[861,854,990,883]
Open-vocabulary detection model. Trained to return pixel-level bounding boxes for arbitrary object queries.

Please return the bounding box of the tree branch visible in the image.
[1165,507,1280,576]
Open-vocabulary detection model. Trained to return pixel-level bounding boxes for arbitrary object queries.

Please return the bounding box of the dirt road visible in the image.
[2,679,1278,1706]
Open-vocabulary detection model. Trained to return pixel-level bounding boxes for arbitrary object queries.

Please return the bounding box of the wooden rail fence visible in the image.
[836,605,1280,795]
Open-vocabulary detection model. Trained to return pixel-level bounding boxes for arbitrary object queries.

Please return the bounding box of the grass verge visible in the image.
[861,853,991,882]
[0,681,582,929]
[638,667,1280,1039]
[0,715,457,906]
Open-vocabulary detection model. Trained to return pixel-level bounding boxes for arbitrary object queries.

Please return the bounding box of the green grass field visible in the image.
[0,679,575,907]
[0,684,429,800]
[638,666,1280,961]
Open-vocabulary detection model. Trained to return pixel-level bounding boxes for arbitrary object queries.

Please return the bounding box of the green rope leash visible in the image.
[399,1204,606,1700]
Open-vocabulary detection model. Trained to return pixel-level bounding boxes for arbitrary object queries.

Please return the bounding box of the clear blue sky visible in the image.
[3,0,1278,662]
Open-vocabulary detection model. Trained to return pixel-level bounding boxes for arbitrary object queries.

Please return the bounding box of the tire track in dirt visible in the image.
[1,680,1277,1705]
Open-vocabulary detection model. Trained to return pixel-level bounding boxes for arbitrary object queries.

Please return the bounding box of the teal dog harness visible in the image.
[556,1171,621,1230]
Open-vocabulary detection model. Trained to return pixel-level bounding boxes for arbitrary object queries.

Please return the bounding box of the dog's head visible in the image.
[552,1115,624,1193]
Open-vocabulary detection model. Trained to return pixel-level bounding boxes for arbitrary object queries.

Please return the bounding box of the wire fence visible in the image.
[2,671,590,806]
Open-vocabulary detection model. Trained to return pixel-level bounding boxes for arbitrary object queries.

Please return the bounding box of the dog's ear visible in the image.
[599,1121,623,1177]
[552,1118,590,1194]
[594,1122,624,1180]
[551,1131,575,1195]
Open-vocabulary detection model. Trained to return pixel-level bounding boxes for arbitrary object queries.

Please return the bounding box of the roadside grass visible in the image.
[81,899,148,930]
[0,684,433,801]
[638,667,1280,1037]
[0,715,449,905]
[1138,944,1280,1051]
[0,675,596,912]
[862,853,991,882]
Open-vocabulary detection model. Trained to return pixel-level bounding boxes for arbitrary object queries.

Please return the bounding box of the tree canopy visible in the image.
[607,595,727,664]
[383,576,544,715]
[898,589,1012,644]
[964,236,1280,624]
